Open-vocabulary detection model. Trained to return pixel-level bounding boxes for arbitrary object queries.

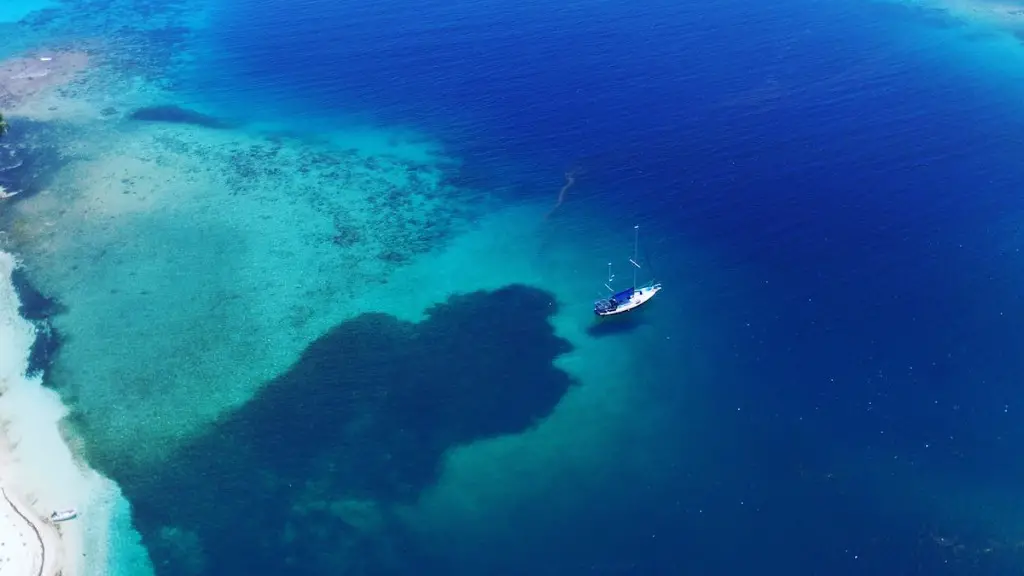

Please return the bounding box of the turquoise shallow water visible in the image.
[0,1,55,24]
[4,0,1024,574]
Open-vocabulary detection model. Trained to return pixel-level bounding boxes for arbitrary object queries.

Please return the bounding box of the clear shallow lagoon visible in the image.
[0,1,54,25]
[3,0,1024,574]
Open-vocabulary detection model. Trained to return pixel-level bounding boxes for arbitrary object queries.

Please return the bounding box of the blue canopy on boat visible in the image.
[611,287,635,305]
[594,287,636,315]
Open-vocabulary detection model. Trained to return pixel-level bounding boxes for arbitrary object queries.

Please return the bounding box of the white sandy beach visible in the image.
[0,485,57,576]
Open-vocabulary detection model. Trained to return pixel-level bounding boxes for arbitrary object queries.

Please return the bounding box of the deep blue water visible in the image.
[127,0,1024,573]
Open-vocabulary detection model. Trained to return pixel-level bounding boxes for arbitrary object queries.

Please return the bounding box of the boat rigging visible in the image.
[593,225,662,317]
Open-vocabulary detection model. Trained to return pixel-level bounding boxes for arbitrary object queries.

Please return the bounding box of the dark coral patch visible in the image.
[128,105,234,129]
[10,267,65,379]
[112,284,574,576]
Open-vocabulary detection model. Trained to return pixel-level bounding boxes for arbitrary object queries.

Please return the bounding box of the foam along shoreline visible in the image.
[0,250,150,576]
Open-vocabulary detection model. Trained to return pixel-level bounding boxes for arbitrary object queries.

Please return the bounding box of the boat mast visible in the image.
[629,225,641,288]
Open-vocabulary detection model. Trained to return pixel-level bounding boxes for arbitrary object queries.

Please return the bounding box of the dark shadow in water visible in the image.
[112,284,574,576]
[586,312,649,338]
[10,267,66,321]
[127,105,236,129]
[10,268,65,379]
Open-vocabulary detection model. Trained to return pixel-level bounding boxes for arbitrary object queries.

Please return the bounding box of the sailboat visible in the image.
[593,225,662,317]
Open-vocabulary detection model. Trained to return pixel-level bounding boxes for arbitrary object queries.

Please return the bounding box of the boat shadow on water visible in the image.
[586,310,650,338]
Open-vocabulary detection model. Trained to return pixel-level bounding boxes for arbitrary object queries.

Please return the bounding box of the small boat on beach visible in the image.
[593,225,662,317]
[49,509,78,523]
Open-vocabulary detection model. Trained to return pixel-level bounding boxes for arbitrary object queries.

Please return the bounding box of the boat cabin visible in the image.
[594,287,635,315]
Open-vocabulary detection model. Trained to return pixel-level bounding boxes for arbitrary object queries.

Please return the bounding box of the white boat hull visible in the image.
[595,283,662,317]
[50,509,78,523]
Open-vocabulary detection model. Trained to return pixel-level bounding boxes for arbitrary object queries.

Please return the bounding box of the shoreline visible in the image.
[0,249,96,576]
